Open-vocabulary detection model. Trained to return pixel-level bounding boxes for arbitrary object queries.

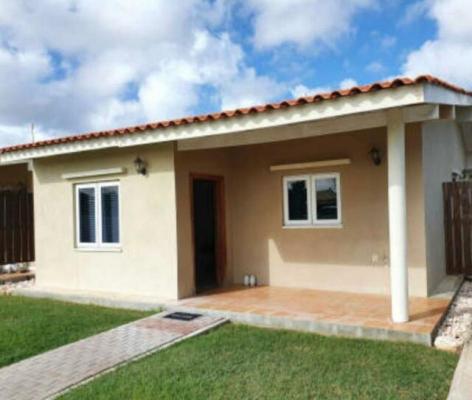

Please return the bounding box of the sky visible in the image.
[0,0,470,146]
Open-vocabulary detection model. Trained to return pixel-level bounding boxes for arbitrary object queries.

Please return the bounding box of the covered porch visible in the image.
[173,285,453,345]
[175,102,447,324]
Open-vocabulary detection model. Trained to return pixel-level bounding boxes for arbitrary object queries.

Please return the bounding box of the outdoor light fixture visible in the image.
[451,170,462,182]
[369,147,382,166]
[134,157,147,175]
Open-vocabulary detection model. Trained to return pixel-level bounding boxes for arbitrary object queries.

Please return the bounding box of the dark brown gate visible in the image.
[0,186,34,265]
[443,181,472,275]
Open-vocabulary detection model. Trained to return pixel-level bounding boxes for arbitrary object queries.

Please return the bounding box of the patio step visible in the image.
[172,305,435,345]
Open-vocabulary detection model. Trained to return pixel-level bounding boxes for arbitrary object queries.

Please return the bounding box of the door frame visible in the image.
[190,173,227,292]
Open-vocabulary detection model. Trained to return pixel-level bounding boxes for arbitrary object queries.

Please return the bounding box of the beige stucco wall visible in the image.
[33,143,179,299]
[175,123,428,297]
[422,121,466,294]
[31,121,431,299]
[229,125,427,297]
[174,147,234,298]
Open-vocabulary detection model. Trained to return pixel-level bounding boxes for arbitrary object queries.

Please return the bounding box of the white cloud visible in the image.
[290,84,330,98]
[290,78,358,98]
[366,61,385,73]
[401,1,430,25]
[339,78,358,89]
[0,0,283,146]
[380,35,397,48]
[219,68,286,110]
[402,0,472,87]
[245,0,375,50]
[0,124,52,146]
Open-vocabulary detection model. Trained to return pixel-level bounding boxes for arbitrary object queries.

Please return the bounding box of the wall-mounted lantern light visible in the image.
[134,157,147,176]
[452,170,462,182]
[368,147,382,166]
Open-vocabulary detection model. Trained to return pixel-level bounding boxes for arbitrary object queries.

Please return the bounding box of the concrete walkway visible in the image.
[0,312,226,400]
[448,339,472,400]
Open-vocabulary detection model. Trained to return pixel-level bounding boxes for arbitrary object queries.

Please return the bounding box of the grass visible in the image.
[61,324,457,400]
[0,295,152,367]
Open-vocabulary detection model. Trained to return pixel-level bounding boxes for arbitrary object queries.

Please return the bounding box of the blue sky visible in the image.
[233,1,435,93]
[0,0,470,145]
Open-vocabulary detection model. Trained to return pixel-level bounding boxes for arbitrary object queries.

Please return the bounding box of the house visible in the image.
[1,75,471,323]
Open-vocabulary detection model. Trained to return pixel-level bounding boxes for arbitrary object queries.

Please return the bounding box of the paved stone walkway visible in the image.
[0,312,226,400]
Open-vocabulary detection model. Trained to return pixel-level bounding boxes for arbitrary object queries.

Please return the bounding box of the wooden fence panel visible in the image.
[0,191,4,264]
[0,187,34,265]
[444,181,472,275]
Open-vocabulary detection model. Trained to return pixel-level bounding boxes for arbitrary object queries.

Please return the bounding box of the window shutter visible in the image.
[101,185,119,243]
[79,188,96,243]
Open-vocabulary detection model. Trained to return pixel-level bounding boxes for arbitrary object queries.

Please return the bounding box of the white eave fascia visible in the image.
[423,83,472,106]
[0,84,427,164]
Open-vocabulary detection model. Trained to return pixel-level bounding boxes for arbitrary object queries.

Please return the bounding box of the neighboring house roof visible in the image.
[1,75,471,160]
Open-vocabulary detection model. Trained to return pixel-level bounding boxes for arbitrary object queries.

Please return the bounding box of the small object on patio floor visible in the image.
[434,280,472,352]
[164,312,202,321]
[244,275,250,286]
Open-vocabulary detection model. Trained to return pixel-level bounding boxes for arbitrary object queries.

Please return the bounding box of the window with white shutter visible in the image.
[75,182,120,248]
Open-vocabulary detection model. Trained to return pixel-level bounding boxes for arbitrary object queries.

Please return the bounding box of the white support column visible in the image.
[387,109,409,323]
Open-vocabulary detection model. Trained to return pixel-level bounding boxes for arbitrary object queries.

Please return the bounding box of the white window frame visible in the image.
[283,173,342,227]
[312,173,341,225]
[75,181,121,249]
[283,175,312,226]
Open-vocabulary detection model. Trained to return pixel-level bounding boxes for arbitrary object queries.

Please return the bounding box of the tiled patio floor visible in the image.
[174,286,451,345]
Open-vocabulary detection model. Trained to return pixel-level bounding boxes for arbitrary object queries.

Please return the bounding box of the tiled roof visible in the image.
[1,75,470,154]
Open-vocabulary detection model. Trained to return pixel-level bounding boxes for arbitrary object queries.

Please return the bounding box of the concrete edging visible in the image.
[447,338,472,399]
[171,306,433,345]
[14,287,167,311]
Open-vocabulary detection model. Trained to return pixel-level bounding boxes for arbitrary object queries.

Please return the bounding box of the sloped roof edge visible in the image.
[1,75,470,155]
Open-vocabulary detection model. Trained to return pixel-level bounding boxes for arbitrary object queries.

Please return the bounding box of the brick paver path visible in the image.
[0,312,226,400]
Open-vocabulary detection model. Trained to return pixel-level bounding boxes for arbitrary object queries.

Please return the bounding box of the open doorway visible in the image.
[191,175,226,293]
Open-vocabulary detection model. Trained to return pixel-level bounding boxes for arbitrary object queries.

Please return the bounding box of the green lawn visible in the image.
[62,324,457,400]
[0,295,152,367]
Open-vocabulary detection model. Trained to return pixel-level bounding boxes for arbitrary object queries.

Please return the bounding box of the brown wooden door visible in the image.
[0,186,35,265]
[191,175,226,292]
[444,181,472,275]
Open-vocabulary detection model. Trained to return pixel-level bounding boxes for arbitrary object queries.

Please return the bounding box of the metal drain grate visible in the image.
[164,312,202,321]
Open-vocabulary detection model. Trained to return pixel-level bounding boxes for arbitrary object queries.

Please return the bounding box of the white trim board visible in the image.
[62,167,126,180]
[270,158,351,172]
[423,84,472,107]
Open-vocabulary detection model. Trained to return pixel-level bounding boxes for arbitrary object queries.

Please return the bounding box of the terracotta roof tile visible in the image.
[1,75,470,155]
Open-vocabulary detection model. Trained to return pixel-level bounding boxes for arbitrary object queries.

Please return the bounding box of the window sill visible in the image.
[283,224,343,229]
[75,247,123,253]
